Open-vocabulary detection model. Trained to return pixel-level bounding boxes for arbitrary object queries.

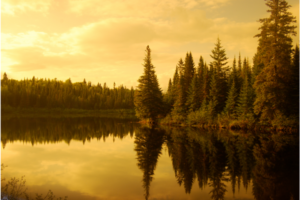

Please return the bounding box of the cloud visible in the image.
[198,0,230,8]
[67,0,231,18]
[2,47,47,72]
[1,0,51,15]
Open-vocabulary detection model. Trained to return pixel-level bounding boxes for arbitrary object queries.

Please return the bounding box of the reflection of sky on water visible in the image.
[1,135,254,200]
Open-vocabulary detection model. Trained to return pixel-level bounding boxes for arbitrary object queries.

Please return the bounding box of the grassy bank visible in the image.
[1,105,137,119]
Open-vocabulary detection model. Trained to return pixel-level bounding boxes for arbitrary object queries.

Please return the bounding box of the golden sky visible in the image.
[1,0,299,90]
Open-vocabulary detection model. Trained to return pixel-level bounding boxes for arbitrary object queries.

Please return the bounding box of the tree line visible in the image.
[135,0,299,128]
[1,75,135,110]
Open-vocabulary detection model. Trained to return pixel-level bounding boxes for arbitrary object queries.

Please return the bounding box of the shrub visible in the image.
[217,113,233,128]
[229,113,256,129]
[186,108,214,126]
[271,111,299,129]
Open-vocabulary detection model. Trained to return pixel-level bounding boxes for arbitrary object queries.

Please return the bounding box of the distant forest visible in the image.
[1,76,135,110]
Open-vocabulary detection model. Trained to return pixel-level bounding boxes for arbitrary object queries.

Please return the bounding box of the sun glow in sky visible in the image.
[1,0,299,90]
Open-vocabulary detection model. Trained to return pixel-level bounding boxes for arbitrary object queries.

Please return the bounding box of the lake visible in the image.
[1,117,299,200]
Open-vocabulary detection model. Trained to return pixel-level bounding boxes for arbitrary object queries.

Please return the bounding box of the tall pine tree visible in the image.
[134,46,164,122]
[253,0,297,120]
[210,38,229,113]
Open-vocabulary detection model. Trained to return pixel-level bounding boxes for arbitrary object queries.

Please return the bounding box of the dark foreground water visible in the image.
[1,117,299,200]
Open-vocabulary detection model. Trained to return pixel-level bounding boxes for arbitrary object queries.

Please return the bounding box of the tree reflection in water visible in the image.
[134,126,165,200]
[1,117,299,200]
[252,134,299,200]
[1,117,137,147]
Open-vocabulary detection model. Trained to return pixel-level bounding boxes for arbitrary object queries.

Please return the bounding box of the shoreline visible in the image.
[158,121,299,133]
[1,107,138,119]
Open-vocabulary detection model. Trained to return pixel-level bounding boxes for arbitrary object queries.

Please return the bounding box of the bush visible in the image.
[229,113,256,129]
[271,111,299,129]
[186,108,216,126]
[217,113,233,128]
[171,113,186,125]
[160,113,186,125]
[187,110,206,125]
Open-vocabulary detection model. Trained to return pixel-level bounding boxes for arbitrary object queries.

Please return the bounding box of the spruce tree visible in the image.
[238,53,242,76]
[164,78,174,113]
[288,45,299,116]
[184,52,195,91]
[134,46,164,122]
[228,57,239,91]
[172,74,186,117]
[237,53,243,92]
[186,74,200,112]
[172,66,180,105]
[208,69,218,118]
[202,63,210,102]
[2,72,8,85]
[253,0,297,120]
[236,67,254,117]
[210,38,229,113]
[172,59,187,116]
[180,53,195,113]
[197,56,205,105]
[224,80,238,118]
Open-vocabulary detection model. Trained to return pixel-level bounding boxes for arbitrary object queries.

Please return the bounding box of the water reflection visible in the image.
[1,117,299,200]
[134,126,164,200]
[252,134,299,200]
[1,117,137,147]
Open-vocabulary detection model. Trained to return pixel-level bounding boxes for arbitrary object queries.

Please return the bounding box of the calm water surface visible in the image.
[1,117,299,200]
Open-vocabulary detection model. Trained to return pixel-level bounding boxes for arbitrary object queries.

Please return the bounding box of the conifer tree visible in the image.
[288,45,299,116]
[197,56,205,105]
[253,0,297,120]
[134,46,164,122]
[167,79,172,95]
[210,38,229,113]
[2,72,8,85]
[237,53,243,91]
[202,63,210,102]
[224,80,238,117]
[172,74,186,117]
[211,38,229,77]
[164,79,174,113]
[236,68,254,117]
[172,66,180,105]
[179,53,195,113]
[184,53,195,92]
[252,53,265,91]
[186,74,200,112]
[228,57,239,90]
[207,69,218,118]
[172,59,187,117]
[238,53,242,76]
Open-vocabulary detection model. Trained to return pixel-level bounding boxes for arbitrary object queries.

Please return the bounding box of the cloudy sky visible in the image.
[1,0,299,91]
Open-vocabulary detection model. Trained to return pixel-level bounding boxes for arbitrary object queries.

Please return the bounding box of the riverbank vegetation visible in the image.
[1,164,68,200]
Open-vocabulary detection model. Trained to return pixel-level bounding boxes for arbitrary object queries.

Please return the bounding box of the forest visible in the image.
[1,75,135,111]
[134,0,299,130]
